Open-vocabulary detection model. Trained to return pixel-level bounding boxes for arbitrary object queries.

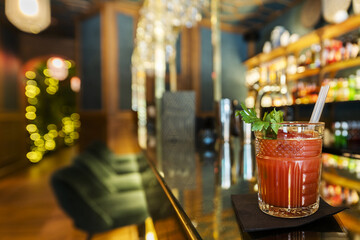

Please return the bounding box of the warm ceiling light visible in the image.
[5,0,51,34]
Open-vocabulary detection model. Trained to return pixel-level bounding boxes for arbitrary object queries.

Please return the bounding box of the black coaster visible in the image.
[231,193,347,232]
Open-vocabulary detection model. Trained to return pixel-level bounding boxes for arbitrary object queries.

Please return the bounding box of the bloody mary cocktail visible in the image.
[255,122,324,218]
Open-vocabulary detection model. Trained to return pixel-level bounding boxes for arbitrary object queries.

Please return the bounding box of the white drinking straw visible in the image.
[309,85,330,123]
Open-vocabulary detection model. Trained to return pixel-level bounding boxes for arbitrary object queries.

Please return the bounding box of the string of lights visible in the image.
[24,57,80,163]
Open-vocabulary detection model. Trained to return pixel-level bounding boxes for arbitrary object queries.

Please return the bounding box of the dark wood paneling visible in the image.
[0,113,28,178]
[78,111,107,152]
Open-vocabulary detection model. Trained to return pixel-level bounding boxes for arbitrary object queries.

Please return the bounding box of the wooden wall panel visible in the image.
[0,114,27,178]
[78,2,141,153]
[107,112,140,154]
[78,111,107,152]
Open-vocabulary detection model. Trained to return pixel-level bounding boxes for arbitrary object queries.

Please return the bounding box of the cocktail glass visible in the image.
[255,122,325,218]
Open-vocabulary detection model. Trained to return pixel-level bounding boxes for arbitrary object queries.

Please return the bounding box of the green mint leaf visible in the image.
[262,112,268,121]
[235,103,284,139]
[252,121,264,131]
[271,123,280,134]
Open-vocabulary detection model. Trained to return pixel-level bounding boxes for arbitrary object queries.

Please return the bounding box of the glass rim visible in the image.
[273,121,325,127]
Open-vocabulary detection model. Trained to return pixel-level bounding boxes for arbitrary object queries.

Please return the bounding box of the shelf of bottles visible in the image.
[323,120,360,157]
[321,152,360,224]
[244,15,360,109]
[246,43,360,108]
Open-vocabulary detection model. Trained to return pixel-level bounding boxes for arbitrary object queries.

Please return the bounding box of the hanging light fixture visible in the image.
[5,0,51,34]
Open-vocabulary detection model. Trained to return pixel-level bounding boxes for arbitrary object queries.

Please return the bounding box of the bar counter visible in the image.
[143,136,354,240]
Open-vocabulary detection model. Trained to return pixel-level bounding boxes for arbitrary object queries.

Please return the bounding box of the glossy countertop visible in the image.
[144,134,353,240]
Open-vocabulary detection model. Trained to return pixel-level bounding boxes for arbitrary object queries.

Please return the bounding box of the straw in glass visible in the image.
[309,85,330,123]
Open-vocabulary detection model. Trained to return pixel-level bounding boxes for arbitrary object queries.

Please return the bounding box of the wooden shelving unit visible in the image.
[287,68,320,81]
[322,171,360,192]
[245,14,360,70]
[321,57,360,77]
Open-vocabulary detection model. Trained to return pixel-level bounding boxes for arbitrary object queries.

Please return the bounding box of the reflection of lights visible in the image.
[48,130,58,138]
[28,97,38,105]
[47,57,68,80]
[27,80,37,86]
[64,137,74,145]
[25,71,36,79]
[71,113,80,120]
[64,60,72,68]
[43,69,51,77]
[51,57,64,68]
[26,151,43,163]
[25,85,40,98]
[26,106,36,113]
[245,96,255,108]
[297,66,305,73]
[146,232,155,240]
[204,151,215,158]
[26,124,37,133]
[273,98,282,107]
[24,58,80,162]
[25,112,36,120]
[30,133,40,141]
[70,76,81,92]
[46,86,58,95]
[221,142,231,189]
[145,217,158,240]
[243,144,254,180]
[34,139,44,146]
[47,124,57,130]
[333,10,348,23]
[45,140,56,150]
[261,94,272,107]
[70,132,79,139]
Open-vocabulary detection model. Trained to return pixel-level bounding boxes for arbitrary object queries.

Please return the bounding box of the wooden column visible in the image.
[78,2,141,154]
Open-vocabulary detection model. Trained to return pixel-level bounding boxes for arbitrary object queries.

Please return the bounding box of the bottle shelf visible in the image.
[263,99,360,110]
[286,57,360,82]
[321,57,360,77]
[287,68,320,81]
[322,169,360,192]
[323,146,360,160]
[245,15,360,69]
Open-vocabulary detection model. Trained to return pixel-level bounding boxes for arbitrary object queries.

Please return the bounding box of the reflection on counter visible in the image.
[219,141,231,189]
[161,140,196,190]
[51,141,192,239]
[240,122,256,181]
[218,98,233,142]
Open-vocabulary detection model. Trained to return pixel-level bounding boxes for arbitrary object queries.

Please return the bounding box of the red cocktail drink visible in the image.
[255,122,324,218]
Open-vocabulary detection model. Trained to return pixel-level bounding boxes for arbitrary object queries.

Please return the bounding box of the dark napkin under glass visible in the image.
[231,193,347,232]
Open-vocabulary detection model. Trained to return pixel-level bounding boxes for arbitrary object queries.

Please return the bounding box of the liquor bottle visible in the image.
[348,74,356,101]
[334,121,342,148]
[341,121,348,148]
[355,70,360,100]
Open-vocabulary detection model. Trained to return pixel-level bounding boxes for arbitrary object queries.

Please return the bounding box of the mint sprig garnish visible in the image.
[235,103,284,139]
